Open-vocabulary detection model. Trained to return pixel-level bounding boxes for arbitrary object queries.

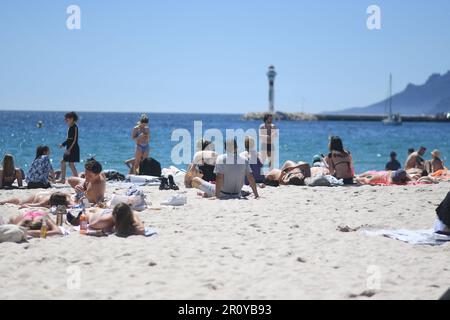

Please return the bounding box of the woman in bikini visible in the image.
[131,114,150,174]
[356,169,412,185]
[264,160,311,186]
[259,113,278,169]
[9,211,63,237]
[0,154,24,189]
[68,203,145,237]
[184,139,218,188]
[357,169,438,185]
[0,191,73,208]
[324,136,355,185]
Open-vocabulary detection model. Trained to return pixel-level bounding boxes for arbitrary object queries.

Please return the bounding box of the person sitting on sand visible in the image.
[240,136,265,184]
[26,145,55,189]
[0,191,72,209]
[185,139,218,188]
[68,158,106,204]
[427,149,445,173]
[385,151,401,171]
[191,139,259,199]
[405,146,427,171]
[324,136,355,185]
[69,203,145,237]
[8,211,63,237]
[312,154,326,168]
[264,160,312,186]
[69,158,106,203]
[0,154,23,189]
[435,192,450,236]
[309,155,330,177]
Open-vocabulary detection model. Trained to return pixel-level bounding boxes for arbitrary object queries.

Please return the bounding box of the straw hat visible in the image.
[431,149,441,158]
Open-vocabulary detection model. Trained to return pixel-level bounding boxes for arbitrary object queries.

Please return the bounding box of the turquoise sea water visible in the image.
[0,111,449,175]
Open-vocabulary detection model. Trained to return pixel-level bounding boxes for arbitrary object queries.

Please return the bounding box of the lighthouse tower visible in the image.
[267,65,277,113]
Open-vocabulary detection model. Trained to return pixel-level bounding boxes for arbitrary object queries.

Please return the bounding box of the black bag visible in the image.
[104,170,126,182]
[436,192,450,229]
[139,157,162,177]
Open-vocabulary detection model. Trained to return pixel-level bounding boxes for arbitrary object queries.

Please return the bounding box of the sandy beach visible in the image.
[1,181,449,300]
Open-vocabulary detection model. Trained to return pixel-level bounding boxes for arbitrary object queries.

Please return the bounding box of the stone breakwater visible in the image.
[242,111,450,122]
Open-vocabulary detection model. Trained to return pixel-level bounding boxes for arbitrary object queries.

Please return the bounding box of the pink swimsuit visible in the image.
[23,211,46,220]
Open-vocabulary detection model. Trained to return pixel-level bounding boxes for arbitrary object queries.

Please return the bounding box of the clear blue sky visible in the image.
[1,0,449,113]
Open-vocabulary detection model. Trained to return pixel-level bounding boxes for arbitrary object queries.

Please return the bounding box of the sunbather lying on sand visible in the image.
[356,169,438,186]
[264,160,311,186]
[356,169,411,185]
[68,203,145,237]
[0,191,73,208]
[9,211,63,237]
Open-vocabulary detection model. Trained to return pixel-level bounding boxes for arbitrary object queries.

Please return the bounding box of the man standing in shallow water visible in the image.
[259,113,278,169]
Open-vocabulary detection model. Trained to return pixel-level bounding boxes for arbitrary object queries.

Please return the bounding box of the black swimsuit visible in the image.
[198,164,216,182]
[62,124,80,162]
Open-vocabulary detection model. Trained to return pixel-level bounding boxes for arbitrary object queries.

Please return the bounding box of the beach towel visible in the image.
[107,187,148,211]
[162,166,186,184]
[126,175,161,186]
[0,225,27,243]
[306,175,331,187]
[362,228,450,246]
[73,226,157,237]
[306,175,344,187]
[431,169,450,181]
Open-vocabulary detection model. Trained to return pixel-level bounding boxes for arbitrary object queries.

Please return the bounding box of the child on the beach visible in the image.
[131,114,150,174]
[57,112,80,183]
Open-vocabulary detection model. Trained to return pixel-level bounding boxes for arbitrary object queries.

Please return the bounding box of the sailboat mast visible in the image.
[389,73,392,117]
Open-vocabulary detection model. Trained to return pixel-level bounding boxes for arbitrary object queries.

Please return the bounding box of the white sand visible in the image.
[0,182,449,300]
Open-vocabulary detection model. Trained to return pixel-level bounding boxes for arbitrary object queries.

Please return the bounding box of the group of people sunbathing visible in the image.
[1,123,449,239]
[183,135,447,194]
[0,158,146,238]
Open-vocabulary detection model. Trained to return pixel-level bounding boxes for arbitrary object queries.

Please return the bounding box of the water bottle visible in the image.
[40,218,48,239]
[79,211,88,234]
[56,205,66,226]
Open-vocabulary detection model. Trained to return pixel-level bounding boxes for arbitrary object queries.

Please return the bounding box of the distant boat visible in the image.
[383,73,402,125]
